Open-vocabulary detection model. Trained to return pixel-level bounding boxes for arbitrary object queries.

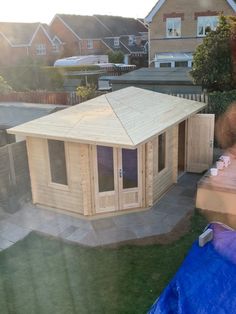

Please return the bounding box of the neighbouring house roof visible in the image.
[0,102,66,129]
[110,68,195,85]
[0,22,40,45]
[8,87,205,148]
[102,38,131,54]
[95,15,148,36]
[103,37,147,55]
[120,37,147,54]
[0,22,55,46]
[145,0,236,23]
[42,24,62,43]
[56,14,112,39]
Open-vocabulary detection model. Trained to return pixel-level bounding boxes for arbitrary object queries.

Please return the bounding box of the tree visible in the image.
[191,15,235,92]
[0,76,13,94]
[108,51,124,63]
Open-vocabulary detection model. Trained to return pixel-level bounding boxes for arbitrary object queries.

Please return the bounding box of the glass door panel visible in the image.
[97,146,114,192]
[121,148,138,189]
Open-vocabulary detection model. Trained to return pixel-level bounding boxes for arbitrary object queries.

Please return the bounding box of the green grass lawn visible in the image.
[0,212,207,314]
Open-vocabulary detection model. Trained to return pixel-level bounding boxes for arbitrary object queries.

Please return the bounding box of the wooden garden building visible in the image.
[8,87,214,216]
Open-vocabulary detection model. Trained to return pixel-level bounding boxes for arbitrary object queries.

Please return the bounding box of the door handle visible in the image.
[119,169,123,178]
[210,140,213,148]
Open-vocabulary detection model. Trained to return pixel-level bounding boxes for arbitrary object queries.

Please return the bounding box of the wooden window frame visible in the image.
[46,139,70,191]
[158,132,167,173]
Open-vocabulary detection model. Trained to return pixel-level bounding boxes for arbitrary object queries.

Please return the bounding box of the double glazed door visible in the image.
[93,146,143,213]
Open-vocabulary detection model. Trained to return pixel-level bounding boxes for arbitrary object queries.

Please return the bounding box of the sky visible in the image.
[0,0,156,23]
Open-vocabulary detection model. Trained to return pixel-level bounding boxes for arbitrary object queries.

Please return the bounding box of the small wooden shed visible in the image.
[8,87,214,216]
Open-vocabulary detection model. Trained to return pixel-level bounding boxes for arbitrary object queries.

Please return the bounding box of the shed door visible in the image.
[186,114,215,173]
[93,146,143,213]
[94,146,119,214]
[118,147,143,210]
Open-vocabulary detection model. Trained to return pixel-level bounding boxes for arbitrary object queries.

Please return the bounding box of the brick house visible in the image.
[50,14,148,65]
[50,14,112,57]
[95,15,148,66]
[145,0,236,67]
[0,22,63,66]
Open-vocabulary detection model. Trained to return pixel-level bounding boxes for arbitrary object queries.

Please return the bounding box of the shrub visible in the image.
[76,85,96,101]
[0,65,64,91]
[0,76,13,94]
[208,90,236,118]
[191,15,235,92]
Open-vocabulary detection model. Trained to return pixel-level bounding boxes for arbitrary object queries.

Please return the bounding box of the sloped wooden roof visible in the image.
[8,87,206,148]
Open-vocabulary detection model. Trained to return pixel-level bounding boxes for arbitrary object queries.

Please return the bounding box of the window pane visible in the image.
[158,133,166,172]
[167,18,181,37]
[160,62,171,68]
[175,61,188,67]
[198,25,204,35]
[87,40,93,49]
[122,149,138,189]
[174,20,181,36]
[48,140,68,185]
[97,146,114,192]
[197,16,218,36]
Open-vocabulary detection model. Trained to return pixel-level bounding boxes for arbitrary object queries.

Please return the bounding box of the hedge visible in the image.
[0,66,64,91]
[208,90,236,118]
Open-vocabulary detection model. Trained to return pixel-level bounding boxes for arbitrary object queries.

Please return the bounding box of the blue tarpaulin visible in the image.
[149,223,236,314]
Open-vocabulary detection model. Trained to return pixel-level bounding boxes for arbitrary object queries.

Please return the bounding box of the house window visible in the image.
[166,18,181,38]
[158,133,166,172]
[52,43,60,53]
[128,35,136,45]
[48,140,68,185]
[52,39,60,53]
[197,16,218,37]
[114,37,120,47]
[160,62,172,68]
[87,39,93,49]
[36,44,46,55]
[175,61,188,67]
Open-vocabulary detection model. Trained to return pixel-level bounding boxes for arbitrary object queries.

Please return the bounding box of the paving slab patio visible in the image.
[0,173,201,249]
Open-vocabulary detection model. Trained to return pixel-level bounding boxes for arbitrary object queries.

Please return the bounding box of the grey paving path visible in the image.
[0,173,201,249]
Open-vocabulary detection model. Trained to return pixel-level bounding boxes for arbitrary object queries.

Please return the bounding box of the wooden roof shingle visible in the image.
[8,87,206,148]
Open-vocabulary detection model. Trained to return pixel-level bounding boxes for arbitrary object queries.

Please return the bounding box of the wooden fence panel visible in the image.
[0,92,80,106]
[171,93,209,112]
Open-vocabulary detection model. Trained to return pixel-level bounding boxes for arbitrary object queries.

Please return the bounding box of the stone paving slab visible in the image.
[0,173,201,248]
[0,236,13,250]
[76,230,100,247]
[95,227,137,246]
[113,212,144,228]
[91,218,116,232]
[130,222,173,238]
[0,221,30,243]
